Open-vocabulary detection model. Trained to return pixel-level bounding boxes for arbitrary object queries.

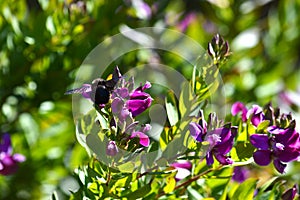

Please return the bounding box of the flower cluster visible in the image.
[232,102,300,173]
[189,111,237,166]
[170,160,192,181]
[0,133,25,175]
[111,76,152,148]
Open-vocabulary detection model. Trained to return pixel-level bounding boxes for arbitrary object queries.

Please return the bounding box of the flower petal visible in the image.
[253,150,271,166]
[127,97,152,117]
[170,160,192,169]
[12,154,26,163]
[214,153,233,165]
[131,131,150,147]
[232,166,249,183]
[281,184,298,200]
[231,102,248,121]
[273,159,286,174]
[106,141,119,156]
[0,133,12,154]
[111,97,124,114]
[250,134,269,150]
[206,151,214,166]
[275,147,300,162]
[175,168,191,181]
[189,122,204,142]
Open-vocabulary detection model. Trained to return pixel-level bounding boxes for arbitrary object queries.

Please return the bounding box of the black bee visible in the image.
[65,66,121,104]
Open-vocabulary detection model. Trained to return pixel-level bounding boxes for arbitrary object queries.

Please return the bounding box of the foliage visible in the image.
[1,0,300,199]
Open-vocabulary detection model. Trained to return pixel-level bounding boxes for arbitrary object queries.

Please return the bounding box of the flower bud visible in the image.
[106,141,118,156]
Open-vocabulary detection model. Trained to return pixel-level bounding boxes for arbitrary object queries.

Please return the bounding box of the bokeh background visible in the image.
[0,0,300,199]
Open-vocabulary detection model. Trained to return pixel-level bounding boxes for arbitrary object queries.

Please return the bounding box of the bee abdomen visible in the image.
[94,85,110,104]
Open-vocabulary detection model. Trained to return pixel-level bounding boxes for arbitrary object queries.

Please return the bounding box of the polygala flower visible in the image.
[231,101,248,122]
[170,160,192,181]
[231,102,265,126]
[126,81,152,117]
[0,133,26,175]
[281,184,298,200]
[232,166,249,183]
[247,105,265,126]
[112,78,152,118]
[250,126,300,173]
[106,141,119,156]
[130,124,151,147]
[189,112,237,166]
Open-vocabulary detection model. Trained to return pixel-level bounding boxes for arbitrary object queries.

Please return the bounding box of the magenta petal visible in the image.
[127,97,152,117]
[253,150,271,166]
[130,90,149,99]
[142,81,151,90]
[171,160,192,169]
[273,159,286,174]
[231,102,248,121]
[250,134,269,150]
[131,132,150,147]
[13,154,26,162]
[214,153,233,165]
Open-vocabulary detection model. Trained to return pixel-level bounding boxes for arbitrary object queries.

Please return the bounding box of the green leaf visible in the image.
[231,141,255,161]
[122,184,151,199]
[257,120,270,133]
[179,82,194,117]
[86,134,109,164]
[232,178,257,199]
[117,162,135,173]
[187,186,204,200]
[165,95,179,126]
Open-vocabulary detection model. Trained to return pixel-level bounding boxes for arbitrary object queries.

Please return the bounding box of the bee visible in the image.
[65,66,121,105]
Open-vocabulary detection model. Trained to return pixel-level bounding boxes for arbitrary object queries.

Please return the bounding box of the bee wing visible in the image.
[104,67,122,90]
[64,84,91,95]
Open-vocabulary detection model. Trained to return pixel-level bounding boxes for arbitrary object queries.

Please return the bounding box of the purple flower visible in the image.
[250,127,300,173]
[281,184,298,200]
[111,97,133,122]
[231,102,265,126]
[231,102,248,122]
[247,105,265,126]
[189,117,236,166]
[0,133,26,175]
[177,12,197,32]
[112,79,152,118]
[232,166,249,183]
[131,0,152,20]
[106,141,119,156]
[130,124,151,147]
[170,160,192,181]
[127,81,152,117]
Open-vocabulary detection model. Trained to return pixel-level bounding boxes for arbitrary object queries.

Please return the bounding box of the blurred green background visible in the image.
[0,0,299,199]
